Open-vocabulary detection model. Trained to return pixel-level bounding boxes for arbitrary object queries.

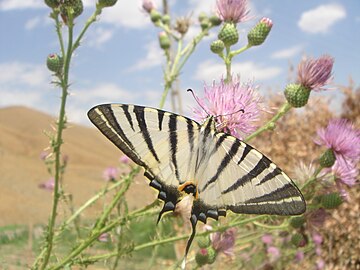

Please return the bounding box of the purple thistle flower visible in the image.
[216,0,250,23]
[267,246,281,261]
[316,258,325,270]
[210,227,236,256]
[261,234,273,245]
[102,166,119,181]
[297,55,334,91]
[315,119,360,161]
[38,177,55,191]
[119,155,130,164]
[332,159,358,187]
[193,77,263,140]
[295,250,304,262]
[312,232,323,245]
[142,0,155,13]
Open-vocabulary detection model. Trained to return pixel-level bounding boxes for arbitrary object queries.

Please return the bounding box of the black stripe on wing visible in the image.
[87,104,145,167]
[169,114,180,180]
[222,154,271,194]
[134,106,160,163]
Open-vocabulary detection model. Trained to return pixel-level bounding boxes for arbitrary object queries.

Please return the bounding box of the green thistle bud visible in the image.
[158,32,170,50]
[44,0,59,9]
[60,0,83,23]
[247,17,273,46]
[319,149,336,168]
[210,40,225,54]
[46,53,63,73]
[162,14,170,25]
[98,0,117,8]
[284,83,311,108]
[289,216,306,228]
[198,12,207,23]
[195,249,208,267]
[291,233,306,247]
[218,23,239,47]
[321,193,342,209]
[197,235,211,248]
[206,247,217,264]
[200,18,210,31]
[209,15,222,26]
[150,9,161,24]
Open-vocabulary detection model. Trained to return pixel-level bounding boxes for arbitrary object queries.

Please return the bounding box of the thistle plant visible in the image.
[27,0,360,269]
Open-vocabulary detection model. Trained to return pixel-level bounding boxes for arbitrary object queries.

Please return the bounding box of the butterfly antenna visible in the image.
[187,89,210,117]
[217,108,245,118]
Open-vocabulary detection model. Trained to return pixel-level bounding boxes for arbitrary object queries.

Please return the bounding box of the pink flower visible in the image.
[316,258,325,270]
[39,151,49,160]
[98,233,110,242]
[267,246,280,261]
[210,227,236,256]
[297,55,334,91]
[102,166,119,181]
[38,178,55,191]
[216,0,250,23]
[193,77,263,140]
[119,155,130,164]
[312,232,323,245]
[315,119,360,162]
[261,234,273,245]
[295,251,304,262]
[142,0,155,13]
[332,159,358,187]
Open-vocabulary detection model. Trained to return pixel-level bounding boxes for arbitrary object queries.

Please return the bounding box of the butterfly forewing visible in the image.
[88,104,200,187]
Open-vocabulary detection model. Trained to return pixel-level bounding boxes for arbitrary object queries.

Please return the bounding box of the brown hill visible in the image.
[0,106,154,226]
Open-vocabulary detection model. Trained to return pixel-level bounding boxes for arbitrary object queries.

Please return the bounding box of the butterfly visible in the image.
[88,104,306,262]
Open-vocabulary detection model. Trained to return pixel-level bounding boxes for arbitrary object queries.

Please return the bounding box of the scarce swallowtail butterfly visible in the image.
[88,104,306,263]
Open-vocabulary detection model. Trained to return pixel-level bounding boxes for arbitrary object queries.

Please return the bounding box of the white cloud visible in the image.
[0,62,49,86]
[271,45,304,59]
[298,4,346,34]
[87,27,114,48]
[194,60,282,83]
[0,0,43,10]
[127,41,163,71]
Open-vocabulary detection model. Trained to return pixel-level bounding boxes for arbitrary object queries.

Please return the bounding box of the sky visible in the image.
[0,0,359,125]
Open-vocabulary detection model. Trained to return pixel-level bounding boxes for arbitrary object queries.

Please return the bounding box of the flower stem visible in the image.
[244,102,292,142]
[38,14,74,270]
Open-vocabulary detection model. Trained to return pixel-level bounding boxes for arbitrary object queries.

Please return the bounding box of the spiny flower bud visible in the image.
[209,15,222,26]
[60,0,83,23]
[150,9,161,24]
[98,0,117,8]
[195,247,217,266]
[321,192,342,209]
[210,40,225,54]
[319,148,336,168]
[200,18,210,31]
[142,0,155,13]
[284,83,311,108]
[247,17,273,46]
[218,22,238,47]
[44,0,59,9]
[158,32,170,50]
[291,233,306,247]
[197,235,211,248]
[46,53,63,73]
[198,12,207,23]
[289,216,306,228]
[162,14,170,25]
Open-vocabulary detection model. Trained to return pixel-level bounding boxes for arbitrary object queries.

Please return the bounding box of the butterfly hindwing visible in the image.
[196,132,305,216]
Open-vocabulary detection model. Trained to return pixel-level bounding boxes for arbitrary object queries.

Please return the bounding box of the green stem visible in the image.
[38,15,74,270]
[244,102,292,142]
[224,46,231,82]
[229,44,251,58]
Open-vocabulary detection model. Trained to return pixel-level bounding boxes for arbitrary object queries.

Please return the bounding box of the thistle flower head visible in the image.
[38,178,55,191]
[210,227,236,256]
[142,0,155,13]
[261,234,273,245]
[267,246,281,261]
[119,155,130,164]
[193,77,263,140]
[315,119,360,162]
[102,166,119,181]
[332,158,358,187]
[216,0,250,23]
[297,55,334,91]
